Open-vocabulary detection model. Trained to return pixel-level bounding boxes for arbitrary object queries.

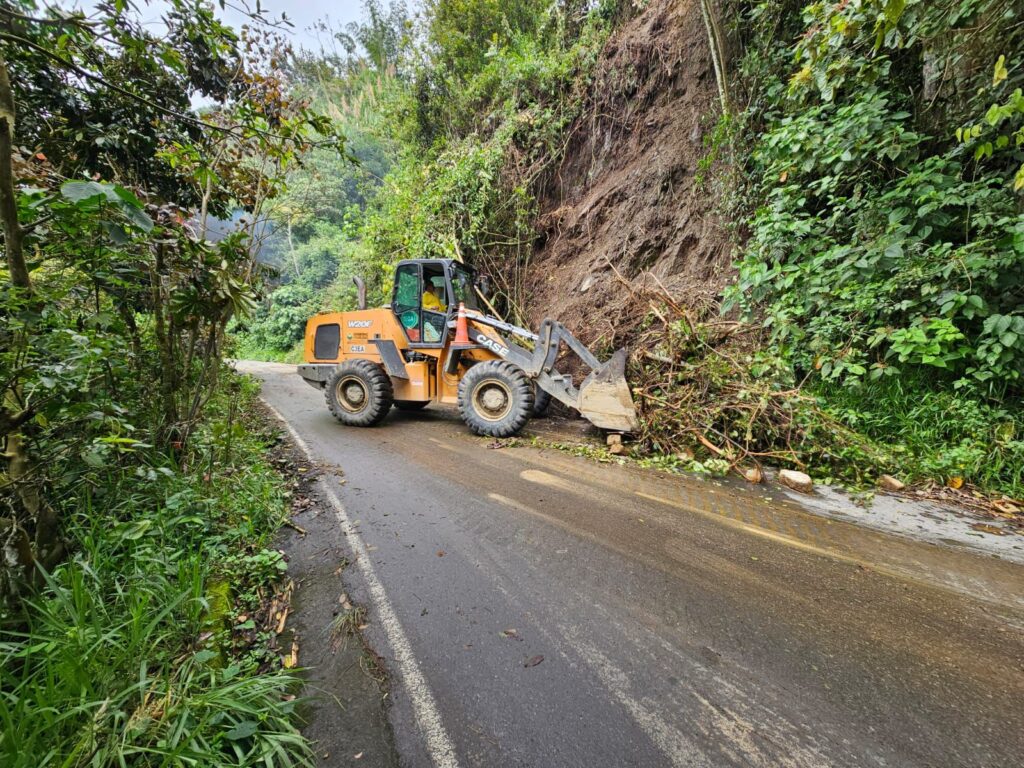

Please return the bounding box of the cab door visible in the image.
[392,262,451,348]
[392,263,423,342]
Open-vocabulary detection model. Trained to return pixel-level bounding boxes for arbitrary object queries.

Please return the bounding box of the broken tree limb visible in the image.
[695,432,727,457]
[603,254,637,296]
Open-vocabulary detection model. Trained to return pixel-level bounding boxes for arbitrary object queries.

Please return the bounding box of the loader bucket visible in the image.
[578,348,639,433]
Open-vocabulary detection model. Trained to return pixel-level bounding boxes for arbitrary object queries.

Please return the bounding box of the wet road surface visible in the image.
[242,361,1024,768]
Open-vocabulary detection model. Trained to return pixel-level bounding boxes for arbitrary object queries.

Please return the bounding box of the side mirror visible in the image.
[478,274,492,298]
[352,276,367,310]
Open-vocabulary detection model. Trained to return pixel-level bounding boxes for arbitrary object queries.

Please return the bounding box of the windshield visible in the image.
[450,264,480,311]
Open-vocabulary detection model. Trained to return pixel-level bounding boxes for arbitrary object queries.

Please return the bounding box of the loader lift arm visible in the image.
[456,310,638,433]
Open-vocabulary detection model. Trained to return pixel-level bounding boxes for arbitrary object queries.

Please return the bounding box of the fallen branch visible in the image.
[275,606,290,635]
[694,432,727,457]
[603,254,637,296]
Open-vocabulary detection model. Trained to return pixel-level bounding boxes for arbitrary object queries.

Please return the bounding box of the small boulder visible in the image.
[606,433,623,447]
[609,443,626,456]
[742,466,763,484]
[779,469,813,494]
[878,474,905,492]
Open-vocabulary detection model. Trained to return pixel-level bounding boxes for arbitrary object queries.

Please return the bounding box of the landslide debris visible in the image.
[526,0,732,347]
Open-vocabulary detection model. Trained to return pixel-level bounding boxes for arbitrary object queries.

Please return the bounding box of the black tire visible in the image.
[325,360,393,426]
[458,360,534,437]
[532,386,551,418]
[394,400,430,411]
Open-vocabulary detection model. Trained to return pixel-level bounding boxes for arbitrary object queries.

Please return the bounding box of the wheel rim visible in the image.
[336,375,369,413]
[472,379,513,422]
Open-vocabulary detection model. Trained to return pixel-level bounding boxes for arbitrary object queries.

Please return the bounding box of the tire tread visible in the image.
[325,359,394,426]
[458,360,534,437]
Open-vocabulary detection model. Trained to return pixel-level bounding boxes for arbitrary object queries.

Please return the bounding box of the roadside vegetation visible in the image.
[2,377,309,766]
[713,0,1024,495]
[1,2,347,763]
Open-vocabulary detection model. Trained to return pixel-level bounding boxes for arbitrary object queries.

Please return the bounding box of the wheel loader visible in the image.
[296,258,638,438]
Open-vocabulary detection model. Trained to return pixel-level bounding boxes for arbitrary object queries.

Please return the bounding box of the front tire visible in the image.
[458,361,534,437]
[532,386,551,418]
[326,360,393,426]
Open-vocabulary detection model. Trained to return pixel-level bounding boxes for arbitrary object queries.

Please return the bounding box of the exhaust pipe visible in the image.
[352,276,367,310]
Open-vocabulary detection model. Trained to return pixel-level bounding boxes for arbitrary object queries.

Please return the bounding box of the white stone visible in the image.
[878,474,905,492]
[779,469,813,494]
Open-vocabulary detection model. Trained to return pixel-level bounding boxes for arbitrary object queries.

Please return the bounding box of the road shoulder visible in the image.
[264,403,399,768]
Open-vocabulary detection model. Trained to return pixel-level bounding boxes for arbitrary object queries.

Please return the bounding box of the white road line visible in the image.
[261,399,461,768]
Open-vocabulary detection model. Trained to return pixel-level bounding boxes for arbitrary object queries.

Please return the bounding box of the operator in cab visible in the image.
[422,277,448,312]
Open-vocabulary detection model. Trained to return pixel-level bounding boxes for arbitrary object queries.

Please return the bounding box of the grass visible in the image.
[0,372,313,767]
[228,337,305,365]
[329,605,367,655]
[816,376,1024,497]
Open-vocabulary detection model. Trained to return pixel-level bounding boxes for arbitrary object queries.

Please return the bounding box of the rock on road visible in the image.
[241,361,1024,768]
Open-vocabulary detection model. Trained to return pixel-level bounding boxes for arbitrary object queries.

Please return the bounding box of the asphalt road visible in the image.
[242,361,1024,768]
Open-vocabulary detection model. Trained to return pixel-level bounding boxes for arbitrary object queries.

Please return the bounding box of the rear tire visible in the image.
[458,361,534,437]
[325,360,393,426]
[394,400,430,411]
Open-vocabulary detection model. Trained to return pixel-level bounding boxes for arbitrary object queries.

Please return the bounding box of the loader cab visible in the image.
[391,259,480,348]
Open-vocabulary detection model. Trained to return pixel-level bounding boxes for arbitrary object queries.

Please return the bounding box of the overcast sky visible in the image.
[61,1,370,54]
[214,0,367,54]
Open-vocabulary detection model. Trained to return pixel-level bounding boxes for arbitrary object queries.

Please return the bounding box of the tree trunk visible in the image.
[287,217,301,277]
[700,0,731,115]
[0,52,29,289]
[151,243,179,438]
[0,50,60,593]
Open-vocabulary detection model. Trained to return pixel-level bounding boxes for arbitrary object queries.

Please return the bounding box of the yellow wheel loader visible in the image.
[297,259,638,438]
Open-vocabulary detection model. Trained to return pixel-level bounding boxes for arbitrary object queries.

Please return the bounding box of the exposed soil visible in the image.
[527,0,733,346]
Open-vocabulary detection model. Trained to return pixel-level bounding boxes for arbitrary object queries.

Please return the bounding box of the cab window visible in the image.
[451,264,480,311]
[420,264,449,345]
[393,264,422,342]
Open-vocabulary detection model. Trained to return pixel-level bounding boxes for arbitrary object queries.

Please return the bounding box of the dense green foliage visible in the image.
[1,0,342,589]
[1,377,309,766]
[720,0,1024,492]
[234,222,371,360]
[1,2,348,764]
[728,0,1024,386]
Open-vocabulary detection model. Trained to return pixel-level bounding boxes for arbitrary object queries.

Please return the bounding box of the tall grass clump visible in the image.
[0,373,311,767]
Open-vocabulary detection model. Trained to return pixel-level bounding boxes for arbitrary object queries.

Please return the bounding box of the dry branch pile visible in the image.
[627,291,895,482]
